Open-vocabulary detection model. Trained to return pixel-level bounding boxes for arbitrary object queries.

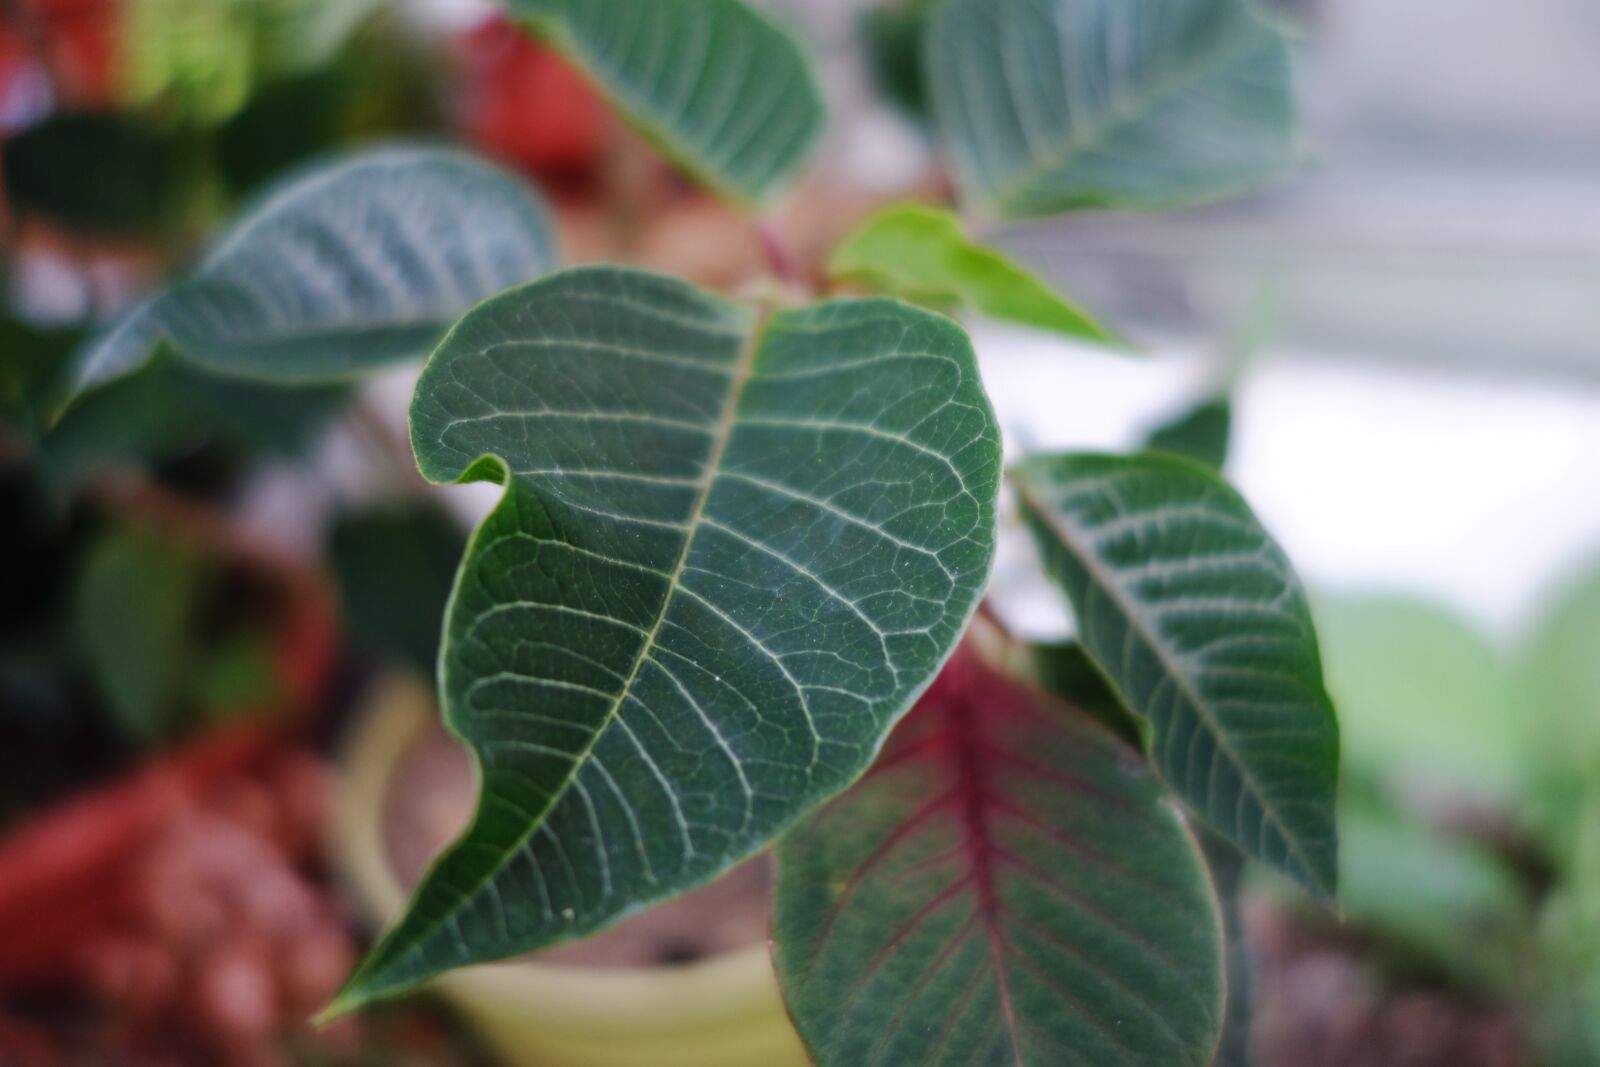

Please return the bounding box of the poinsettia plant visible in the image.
[64,0,1337,1063]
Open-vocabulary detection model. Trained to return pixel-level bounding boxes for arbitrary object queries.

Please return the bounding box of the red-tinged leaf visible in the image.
[773,644,1225,1067]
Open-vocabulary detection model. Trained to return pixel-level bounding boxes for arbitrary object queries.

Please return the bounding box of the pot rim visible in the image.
[328,671,780,1021]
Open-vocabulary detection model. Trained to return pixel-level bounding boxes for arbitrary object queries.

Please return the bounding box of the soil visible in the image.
[1246,896,1523,1067]
[383,716,772,969]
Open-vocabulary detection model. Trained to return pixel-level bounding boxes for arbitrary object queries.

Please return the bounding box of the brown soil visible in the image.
[383,716,771,969]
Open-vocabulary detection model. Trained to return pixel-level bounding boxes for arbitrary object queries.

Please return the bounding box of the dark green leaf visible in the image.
[3,113,196,235]
[328,501,467,674]
[509,0,825,205]
[38,352,348,491]
[1014,452,1339,900]
[775,645,1225,1066]
[328,266,1001,1013]
[71,146,558,392]
[927,0,1298,218]
[1027,639,1143,746]
[829,204,1117,344]
[1199,829,1253,1067]
[861,0,941,119]
[1144,396,1232,471]
[77,527,201,743]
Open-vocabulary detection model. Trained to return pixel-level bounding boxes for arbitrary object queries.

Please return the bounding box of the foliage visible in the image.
[829,204,1116,344]
[927,0,1298,217]
[20,0,1350,1061]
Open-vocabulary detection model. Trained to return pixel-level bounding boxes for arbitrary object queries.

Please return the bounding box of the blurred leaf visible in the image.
[861,0,939,119]
[927,0,1297,218]
[507,0,825,204]
[829,204,1117,344]
[1202,830,1254,1067]
[3,114,197,235]
[77,527,202,743]
[1144,396,1232,471]
[0,315,79,442]
[71,146,558,393]
[120,0,383,125]
[1015,452,1340,901]
[774,648,1225,1066]
[37,352,347,491]
[194,635,281,719]
[328,266,1001,1014]
[1339,797,1526,993]
[1313,594,1523,807]
[327,501,466,673]
[1026,639,1144,746]
[1520,557,1600,859]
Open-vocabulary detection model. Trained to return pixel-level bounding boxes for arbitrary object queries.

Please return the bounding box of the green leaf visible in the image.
[328,502,467,674]
[1013,452,1339,900]
[328,266,1001,1013]
[774,645,1224,1066]
[927,0,1298,218]
[861,0,941,119]
[1313,594,1521,807]
[829,204,1116,344]
[1199,830,1252,1067]
[71,146,558,393]
[1144,396,1232,471]
[77,527,201,744]
[3,113,197,236]
[1027,639,1144,747]
[509,0,825,205]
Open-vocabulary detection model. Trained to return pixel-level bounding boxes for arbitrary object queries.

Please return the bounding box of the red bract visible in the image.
[455,15,610,178]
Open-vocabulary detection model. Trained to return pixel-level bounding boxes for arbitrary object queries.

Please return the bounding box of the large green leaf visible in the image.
[829,204,1116,344]
[774,645,1224,1066]
[927,0,1297,218]
[509,0,825,204]
[327,266,1001,1012]
[1014,453,1339,899]
[71,146,557,392]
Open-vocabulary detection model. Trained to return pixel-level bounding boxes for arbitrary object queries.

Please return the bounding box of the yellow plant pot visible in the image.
[330,674,810,1067]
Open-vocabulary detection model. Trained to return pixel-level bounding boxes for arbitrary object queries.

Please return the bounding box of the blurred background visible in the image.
[1,1,1597,1065]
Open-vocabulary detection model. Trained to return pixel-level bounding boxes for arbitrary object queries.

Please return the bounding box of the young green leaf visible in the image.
[829,204,1116,345]
[774,645,1225,1067]
[1144,396,1232,471]
[509,0,825,205]
[927,0,1298,218]
[1013,453,1339,900]
[328,266,1001,1013]
[71,146,557,392]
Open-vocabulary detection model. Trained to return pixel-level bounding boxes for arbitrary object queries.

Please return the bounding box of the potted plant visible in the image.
[61,1,1342,1063]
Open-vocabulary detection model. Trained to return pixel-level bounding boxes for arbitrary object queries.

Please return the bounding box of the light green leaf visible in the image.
[509,0,825,205]
[328,266,1001,1013]
[829,204,1116,344]
[71,146,557,392]
[927,0,1298,218]
[1014,452,1339,900]
[1313,594,1522,806]
[775,645,1224,1066]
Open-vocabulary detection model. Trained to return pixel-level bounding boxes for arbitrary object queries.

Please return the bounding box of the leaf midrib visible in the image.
[1013,475,1325,895]
[395,307,770,968]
